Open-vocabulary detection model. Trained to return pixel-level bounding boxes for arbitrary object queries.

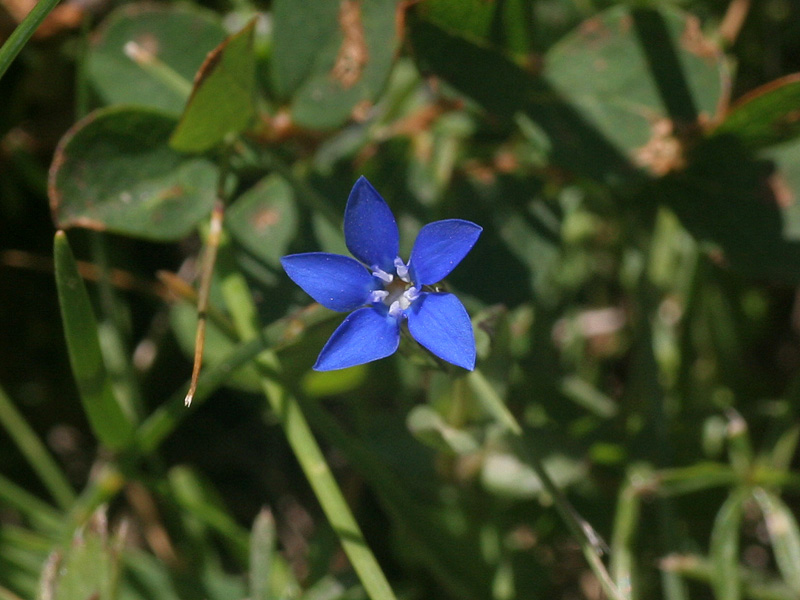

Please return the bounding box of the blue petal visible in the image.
[407,292,476,370]
[344,177,399,271]
[409,219,482,285]
[281,253,376,312]
[314,307,401,371]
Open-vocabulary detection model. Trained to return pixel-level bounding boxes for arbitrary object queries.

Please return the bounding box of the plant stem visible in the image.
[467,368,627,600]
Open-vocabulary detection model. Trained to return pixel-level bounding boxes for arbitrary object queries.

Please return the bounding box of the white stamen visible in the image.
[388,300,404,318]
[394,257,410,281]
[372,266,393,283]
[369,290,389,303]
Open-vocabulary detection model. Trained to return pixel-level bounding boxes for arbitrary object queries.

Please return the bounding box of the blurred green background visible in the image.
[2,0,800,599]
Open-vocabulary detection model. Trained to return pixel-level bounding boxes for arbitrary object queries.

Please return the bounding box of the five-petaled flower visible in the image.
[281,177,482,371]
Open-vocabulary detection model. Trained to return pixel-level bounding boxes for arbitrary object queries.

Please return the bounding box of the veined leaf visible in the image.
[50,106,218,241]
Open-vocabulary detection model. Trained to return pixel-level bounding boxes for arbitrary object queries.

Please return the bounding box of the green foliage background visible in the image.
[2,0,800,599]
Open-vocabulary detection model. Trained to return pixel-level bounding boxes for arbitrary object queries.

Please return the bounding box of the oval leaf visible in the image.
[54,232,134,450]
[170,20,258,152]
[87,3,227,114]
[49,106,218,241]
[226,174,298,268]
[274,0,400,129]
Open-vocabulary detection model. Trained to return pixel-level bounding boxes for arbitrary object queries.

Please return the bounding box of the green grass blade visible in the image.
[610,473,642,599]
[0,0,61,80]
[0,383,75,509]
[753,489,800,595]
[168,466,250,561]
[710,488,748,600]
[249,509,277,600]
[0,473,63,535]
[53,232,135,450]
[662,554,798,600]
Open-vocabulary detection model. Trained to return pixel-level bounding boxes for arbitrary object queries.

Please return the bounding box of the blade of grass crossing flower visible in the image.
[753,489,800,595]
[0,384,75,509]
[710,488,748,600]
[54,232,134,450]
[468,367,627,600]
[218,260,398,600]
[466,370,521,434]
[185,199,225,407]
[250,509,277,600]
[0,0,61,80]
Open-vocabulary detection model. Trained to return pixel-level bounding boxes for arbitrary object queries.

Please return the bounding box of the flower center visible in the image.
[369,258,419,318]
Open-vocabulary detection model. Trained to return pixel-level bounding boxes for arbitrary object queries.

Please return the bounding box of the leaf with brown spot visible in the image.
[226,174,298,268]
[49,106,218,241]
[331,0,368,89]
[273,0,400,130]
[545,5,727,163]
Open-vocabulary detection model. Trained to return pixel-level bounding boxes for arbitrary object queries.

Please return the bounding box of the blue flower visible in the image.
[281,177,482,371]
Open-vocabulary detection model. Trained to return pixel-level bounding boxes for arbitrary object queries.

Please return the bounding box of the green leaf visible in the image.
[410,5,728,185]
[661,554,798,600]
[406,405,479,455]
[270,0,340,99]
[480,450,586,500]
[168,467,249,559]
[302,366,367,398]
[545,6,727,173]
[87,3,227,114]
[415,0,533,55]
[226,174,298,268]
[49,106,219,241]
[753,489,800,595]
[709,489,747,600]
[654,134,800,283]
[714,75,800,150]
[273,0,400,129]
[40,509,122,600]
[54,232,134,450]
[170,20,258,152]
